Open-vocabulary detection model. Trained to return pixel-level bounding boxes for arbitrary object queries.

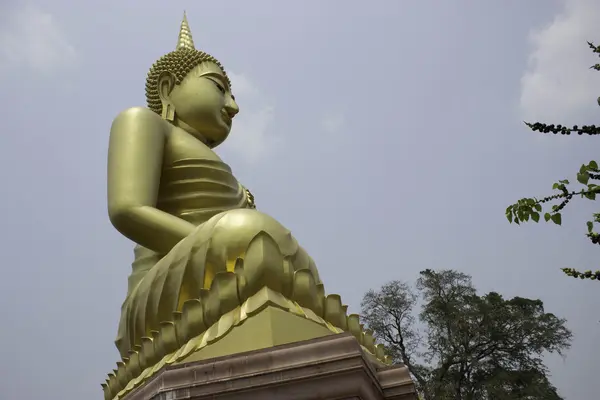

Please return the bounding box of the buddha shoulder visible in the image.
[110,107,170,137]
[109,107,222,163]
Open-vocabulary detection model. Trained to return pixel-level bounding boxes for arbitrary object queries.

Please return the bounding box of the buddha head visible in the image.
[145,12,238,147]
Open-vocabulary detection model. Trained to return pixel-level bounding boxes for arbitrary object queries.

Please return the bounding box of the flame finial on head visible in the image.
[176,11,195,50]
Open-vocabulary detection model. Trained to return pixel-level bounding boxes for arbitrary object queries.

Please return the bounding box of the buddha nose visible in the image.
[224,98,239,119]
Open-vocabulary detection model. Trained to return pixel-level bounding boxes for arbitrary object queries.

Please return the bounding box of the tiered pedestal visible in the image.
[123,333,417,400]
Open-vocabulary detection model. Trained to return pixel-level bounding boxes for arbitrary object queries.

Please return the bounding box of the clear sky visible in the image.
[0,0,599,399]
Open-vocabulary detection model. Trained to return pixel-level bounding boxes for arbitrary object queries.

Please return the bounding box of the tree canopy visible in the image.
[505,41,600,282]
[361,269,572,400]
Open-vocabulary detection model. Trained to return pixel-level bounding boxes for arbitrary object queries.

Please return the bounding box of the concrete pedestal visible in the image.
[123,333,417,400]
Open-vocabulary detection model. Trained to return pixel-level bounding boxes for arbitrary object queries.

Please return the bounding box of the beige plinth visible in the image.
[123,333,417,400]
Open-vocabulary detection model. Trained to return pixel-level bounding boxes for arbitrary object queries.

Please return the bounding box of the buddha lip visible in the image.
[221,110,232,125]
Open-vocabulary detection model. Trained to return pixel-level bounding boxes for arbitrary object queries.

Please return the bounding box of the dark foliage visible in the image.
[361,270,572,400]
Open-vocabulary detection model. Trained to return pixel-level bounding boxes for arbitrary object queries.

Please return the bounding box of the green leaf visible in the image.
[587,221,593,233]
[544,212,551,222]
[577,171,590,185]
[580,164,588,174]
[559,179,569,185]
[584,191,596,200]
[531,212,540,222]
[552,183,559,190]
[590,160,598,170]
[551,213,562,226]
[534,204,542,212]
[506,207,513,223]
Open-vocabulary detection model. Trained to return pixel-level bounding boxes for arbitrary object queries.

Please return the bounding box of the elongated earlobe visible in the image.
[161,103,175,121]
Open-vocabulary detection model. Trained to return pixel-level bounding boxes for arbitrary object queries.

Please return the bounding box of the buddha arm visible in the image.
[107,107,196,255]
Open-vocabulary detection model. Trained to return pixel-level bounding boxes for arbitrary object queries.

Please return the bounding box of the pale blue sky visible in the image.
[0,1,599,399]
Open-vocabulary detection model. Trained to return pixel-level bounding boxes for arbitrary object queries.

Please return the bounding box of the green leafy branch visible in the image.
[526,122,600,136]
[590,40,600,71]
[561,267,600,281]
[505,161,600,281]
[525,43,600,137]
[505,160,600,225]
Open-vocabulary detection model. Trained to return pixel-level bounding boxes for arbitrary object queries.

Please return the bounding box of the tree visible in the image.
[361,269,572,400]
[505,41,600,282]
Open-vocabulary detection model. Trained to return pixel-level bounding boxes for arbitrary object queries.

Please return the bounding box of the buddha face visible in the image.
[160,61,239,147]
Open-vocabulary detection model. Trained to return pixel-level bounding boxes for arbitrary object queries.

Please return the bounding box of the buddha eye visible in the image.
[212,80,225,94]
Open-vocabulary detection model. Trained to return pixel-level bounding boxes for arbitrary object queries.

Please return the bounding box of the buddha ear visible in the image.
[158,71,176,121]
[157,71,176,99]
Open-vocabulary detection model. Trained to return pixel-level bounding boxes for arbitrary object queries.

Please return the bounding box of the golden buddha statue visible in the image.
[103,13,389,400]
